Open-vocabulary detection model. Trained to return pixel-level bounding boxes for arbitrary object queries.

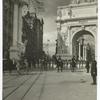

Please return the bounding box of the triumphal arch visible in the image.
[56,0,97,61]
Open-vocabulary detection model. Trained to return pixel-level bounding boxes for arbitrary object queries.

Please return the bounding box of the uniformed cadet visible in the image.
[71,56,76,72]
[57,56,63,72]
[85,60,90,73]
[91,59,97,85]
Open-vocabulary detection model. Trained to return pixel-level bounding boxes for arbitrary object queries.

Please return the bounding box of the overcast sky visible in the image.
[25,0,71,55]
[39,0,71,55]
[41,0,71,43]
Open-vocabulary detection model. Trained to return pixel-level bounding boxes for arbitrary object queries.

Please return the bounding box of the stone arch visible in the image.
[71,29,95,61]
[71,28,96,41]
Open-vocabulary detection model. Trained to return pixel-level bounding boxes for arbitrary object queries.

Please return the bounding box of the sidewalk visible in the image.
[3,69,97,100]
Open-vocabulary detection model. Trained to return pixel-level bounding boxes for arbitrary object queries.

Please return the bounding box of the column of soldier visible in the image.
[4,55,97,85]
[55,56,97,85]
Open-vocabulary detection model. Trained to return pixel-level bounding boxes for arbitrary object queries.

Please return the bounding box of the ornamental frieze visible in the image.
[86,26,97,34]
[71,27,80,35]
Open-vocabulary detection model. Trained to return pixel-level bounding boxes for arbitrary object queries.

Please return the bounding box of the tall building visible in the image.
[3,0,44,70]
[22,11,44,61]
[3,0,14,59]
[3,0,28,61]
[56,0,97,61]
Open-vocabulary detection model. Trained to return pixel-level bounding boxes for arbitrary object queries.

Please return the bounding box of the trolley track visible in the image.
[3,75,21,84]
[3,70,28,84]
[3,72,42,100]
[3,74,27,88]
[21,72,43,100]
[38,72,47,100]
[3,71,38,85]
[21,71,47,100]
[3,75,32,100]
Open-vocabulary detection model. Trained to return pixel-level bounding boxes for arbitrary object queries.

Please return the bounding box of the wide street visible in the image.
[3,69,96,100]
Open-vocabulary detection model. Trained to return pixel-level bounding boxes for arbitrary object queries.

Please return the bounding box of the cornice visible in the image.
[57,2,97,9]
[69,23,97,28]
[56,16,97,23]
[11,0,28,6]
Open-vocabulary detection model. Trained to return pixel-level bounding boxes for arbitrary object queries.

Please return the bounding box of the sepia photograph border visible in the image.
[1,0,100,100]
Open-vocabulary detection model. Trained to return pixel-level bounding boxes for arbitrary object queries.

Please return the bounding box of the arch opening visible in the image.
[72,30,95,61]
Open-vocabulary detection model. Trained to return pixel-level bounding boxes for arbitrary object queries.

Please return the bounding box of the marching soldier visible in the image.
[57,56,63,72]
[71,56,76,72]
[85,60,90,73]
[24,59,29,74]
[91,59,97,85]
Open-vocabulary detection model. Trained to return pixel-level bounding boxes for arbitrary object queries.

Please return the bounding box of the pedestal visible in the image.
[10,46,20,60]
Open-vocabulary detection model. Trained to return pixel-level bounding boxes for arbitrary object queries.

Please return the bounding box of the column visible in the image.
[13,3,18,46]
[84,45,86,61]
[79,43,81,60]
[83,45,85,60]
[95,36,97,60]
[84,45,87,61]
[18,5,22,43]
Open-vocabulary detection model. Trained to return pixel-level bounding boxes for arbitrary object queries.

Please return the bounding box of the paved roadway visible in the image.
[3,69,97,100]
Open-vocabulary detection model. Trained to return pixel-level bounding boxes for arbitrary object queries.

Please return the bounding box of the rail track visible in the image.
[21,71,47,100]
[20,72,43,100]
[3,76,21,84]
[3,72,42,100]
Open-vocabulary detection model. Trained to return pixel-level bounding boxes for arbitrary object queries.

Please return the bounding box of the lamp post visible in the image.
[47,39,51,70]
[55,39,58,55]
[47,39,50,56]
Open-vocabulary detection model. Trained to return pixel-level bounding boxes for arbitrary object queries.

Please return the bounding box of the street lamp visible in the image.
[47,39,50,56]
[55,39,58,55]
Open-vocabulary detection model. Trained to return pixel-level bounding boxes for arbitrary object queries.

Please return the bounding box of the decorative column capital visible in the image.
[11,0,28,7]
[11,0,19,4]
[79,42,81,45]
[19,0,28,7]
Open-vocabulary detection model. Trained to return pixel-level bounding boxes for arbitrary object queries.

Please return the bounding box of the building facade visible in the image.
[3,0,14,59]
[56,0,97,61]
[22,11,44,61]
[3,0,28,61]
